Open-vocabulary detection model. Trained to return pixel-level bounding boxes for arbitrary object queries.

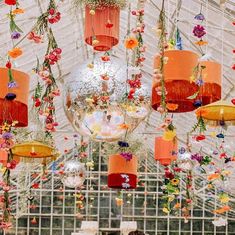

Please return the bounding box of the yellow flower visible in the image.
[168,195,175,202]
[89,9,96,15]
[221,170,231,176]
[162,207,170,214]
[219,193,230,203]
[124,37,138,49]
[190,75,196,83]
[8,47,23,59]
[92,39,99,45]
[12,8,25,14]
[87,63,94,69]
[91,124,101,133]
[171,178,179,186]
[163,129,176,141]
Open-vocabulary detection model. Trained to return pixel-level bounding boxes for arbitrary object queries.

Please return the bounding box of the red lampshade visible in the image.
[84,5,120,51]
[0,68,29,127]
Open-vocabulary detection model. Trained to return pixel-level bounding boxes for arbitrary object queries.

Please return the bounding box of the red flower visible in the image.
[5,61,11,69]
[195,134,206,141]
[232,64,235,70]
[5,0,16,5]
[105,20,113,28]
[34,98,41,107]
[31,183,40,189]
[231,98,235,105]
[165,171,174,179]
[101,55,110,62]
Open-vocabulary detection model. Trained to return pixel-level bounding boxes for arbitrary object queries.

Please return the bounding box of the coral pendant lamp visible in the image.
[84,5,120,51]
[0,68,29,126]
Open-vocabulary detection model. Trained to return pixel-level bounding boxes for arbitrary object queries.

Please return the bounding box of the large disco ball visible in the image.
[61,160,86,188]
[64,55,150,142]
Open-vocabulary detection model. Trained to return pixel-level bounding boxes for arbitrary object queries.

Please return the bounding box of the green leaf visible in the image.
[187,90,199,100]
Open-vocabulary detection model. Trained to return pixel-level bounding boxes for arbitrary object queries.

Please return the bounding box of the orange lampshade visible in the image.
[0,68,29,127]
[152,50,199,112]
[108,154,137,175]
[155,137,177,166]
[0,68,29,105]
[198,61,221,104]
[108,154,138,189]
[152,51,222,113]
[84,5,120,51]
[0,149,8,163]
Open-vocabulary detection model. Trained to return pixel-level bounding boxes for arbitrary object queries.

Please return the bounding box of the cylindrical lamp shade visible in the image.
[108,154,137,189]
[152,50,199,112]
[84,6,120,51]
[155,137,177,166]
[0,68,29,127]
[199,61,221,104]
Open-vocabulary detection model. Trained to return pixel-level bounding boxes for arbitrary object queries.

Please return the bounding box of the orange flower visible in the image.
[115,198,123,206]
[207,173,220,181]
[166,103,179,111]
[12,8,25,14]
[118,123,129,129]
[214,206,230,214]
[195,40,208,46]
[174,203,181,209]
[124,37,138,49]
[8,47,23,58]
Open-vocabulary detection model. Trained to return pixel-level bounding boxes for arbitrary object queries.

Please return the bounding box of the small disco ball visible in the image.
[64,55,150,142]
[177,152,193,171]
[61,160,86,188]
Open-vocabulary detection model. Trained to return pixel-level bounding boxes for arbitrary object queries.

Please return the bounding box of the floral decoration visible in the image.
[193,7,207,47]
[0,121,18,230]
[32,0,62,135]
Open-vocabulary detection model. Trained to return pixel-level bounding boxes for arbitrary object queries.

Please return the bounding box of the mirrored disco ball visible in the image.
[177,152,193,171]
[64,55,150,142]
[61,160,86,188]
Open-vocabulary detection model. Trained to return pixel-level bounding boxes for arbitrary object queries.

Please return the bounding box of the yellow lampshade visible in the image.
[195,100,235,126]
[12,141,58,160]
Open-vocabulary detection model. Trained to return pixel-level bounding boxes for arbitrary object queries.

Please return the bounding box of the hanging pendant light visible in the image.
[85,5,120,51]
[108,154,138,189]
[154,137,177,166]
[195,100,235,126]
[152,50,199,112]
[0,68,29,126]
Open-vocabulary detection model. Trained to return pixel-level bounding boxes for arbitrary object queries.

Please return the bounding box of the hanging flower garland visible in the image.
[193,5,207,47]
[124,2,147,108]
[0,121,18,230]
[161,164,181,214]
[153,1,177,139]
[31,0,62,135]
[5,0,24,88]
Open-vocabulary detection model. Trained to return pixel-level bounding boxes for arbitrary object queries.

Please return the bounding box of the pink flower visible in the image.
[193,25,206,38]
